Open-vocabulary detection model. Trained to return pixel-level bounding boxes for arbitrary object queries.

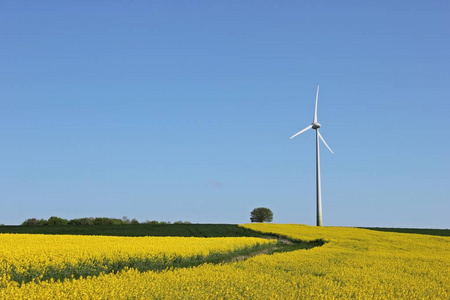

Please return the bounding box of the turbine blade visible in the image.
[318,132,334,154]
[314,85,320,123]
[290,125,313,139]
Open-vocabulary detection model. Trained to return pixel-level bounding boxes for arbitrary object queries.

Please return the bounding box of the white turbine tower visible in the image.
[290,85,333,226]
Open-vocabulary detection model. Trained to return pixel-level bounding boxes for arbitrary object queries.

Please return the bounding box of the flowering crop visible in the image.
[0,234,273,284]
[1,224,449,299]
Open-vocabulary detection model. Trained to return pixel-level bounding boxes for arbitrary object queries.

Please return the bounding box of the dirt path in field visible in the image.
[277,237,294,245]
[230,237,295,262]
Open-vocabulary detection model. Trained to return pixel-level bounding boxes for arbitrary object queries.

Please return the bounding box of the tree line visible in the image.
[20,206,273,226]
[21,216,191,226]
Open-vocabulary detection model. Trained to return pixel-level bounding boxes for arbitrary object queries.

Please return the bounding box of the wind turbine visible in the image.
[290,85,333,226]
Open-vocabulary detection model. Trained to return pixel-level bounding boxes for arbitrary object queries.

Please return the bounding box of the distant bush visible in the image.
[21,218,48,226]
[37,219,48,226]
[93,217,124,225]
[22,218,39,226]
[68,218,95,226]
[110,218,124,225]
[143,220,160,224]
[47,216,69,226]
[142,220,182,225]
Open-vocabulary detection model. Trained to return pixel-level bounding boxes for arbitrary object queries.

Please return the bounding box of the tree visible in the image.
[250,207,273,223]
[22,218,39,226]
[68,217,95,225]
[47,216,69,226]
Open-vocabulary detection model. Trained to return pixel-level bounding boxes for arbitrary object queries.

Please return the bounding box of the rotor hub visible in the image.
[312,122,321,129]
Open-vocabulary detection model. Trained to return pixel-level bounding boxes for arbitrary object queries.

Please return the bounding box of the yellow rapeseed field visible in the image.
[0,234,273,286]
[1,224,449,299]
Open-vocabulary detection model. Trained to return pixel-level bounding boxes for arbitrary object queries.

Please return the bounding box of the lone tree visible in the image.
[250,207,273,223]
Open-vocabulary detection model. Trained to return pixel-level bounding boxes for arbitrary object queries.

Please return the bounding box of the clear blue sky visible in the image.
[1,1,449,228]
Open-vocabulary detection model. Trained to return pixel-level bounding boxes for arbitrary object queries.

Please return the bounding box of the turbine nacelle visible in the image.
[312,122,321,129]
